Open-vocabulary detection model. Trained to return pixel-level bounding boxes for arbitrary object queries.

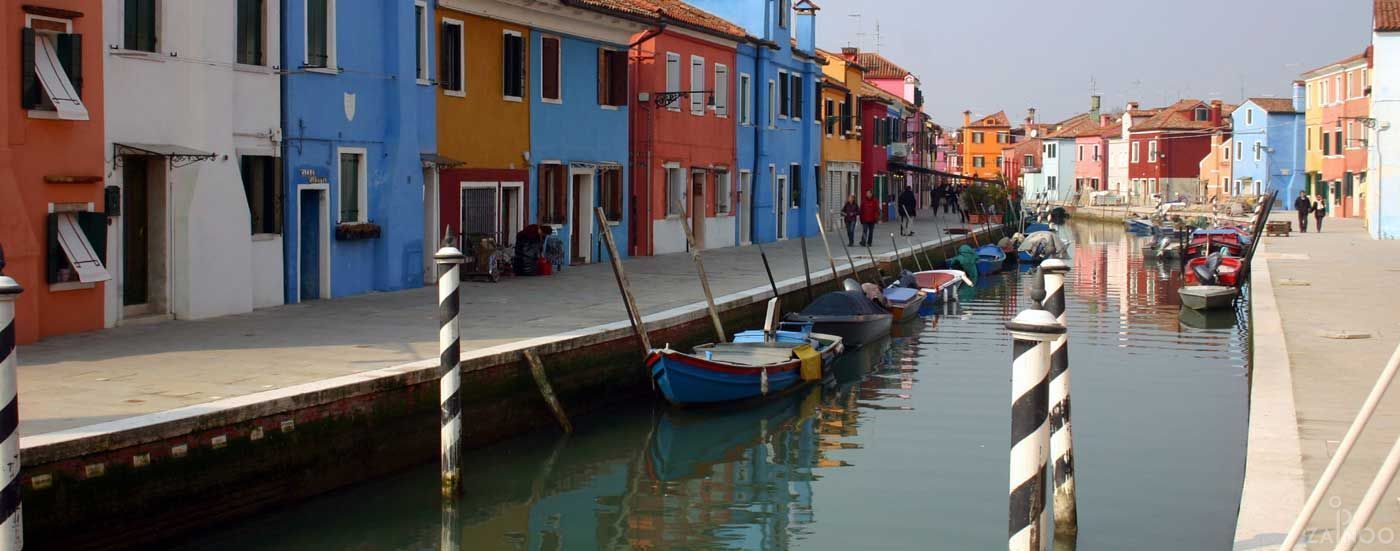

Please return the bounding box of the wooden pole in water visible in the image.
[799,233,815,302]
[674,201,726,343]
[1005,308,1065,551]
[814,213,841,282]
[755,241,781,299]
[889,233,905,274]
[595,207,651,355]
[837,231,863,284]
[523,349,573,434]
[906,234,926,271]
[865,243,883,283]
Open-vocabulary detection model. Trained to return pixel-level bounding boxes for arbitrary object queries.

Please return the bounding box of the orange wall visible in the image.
[962,126,1009,180]
[1,1,107,344]
[436,9,530,170]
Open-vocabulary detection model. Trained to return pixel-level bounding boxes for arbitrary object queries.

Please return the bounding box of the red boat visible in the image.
[1185,255,1245,287]
[1185,228,1249,258]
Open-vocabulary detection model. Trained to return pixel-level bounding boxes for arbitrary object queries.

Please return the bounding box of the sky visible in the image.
[810,0,1373,128]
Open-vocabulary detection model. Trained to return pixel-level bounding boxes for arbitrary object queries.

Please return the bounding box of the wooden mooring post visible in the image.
[814,213,841,282]
[595,207,651,356]
[674,201,726,343]
[523,349,572,434]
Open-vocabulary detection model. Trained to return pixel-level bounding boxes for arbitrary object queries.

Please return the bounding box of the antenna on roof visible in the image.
[874,20,882,53]
[848,12,863,50]
[1089,76,1099,96]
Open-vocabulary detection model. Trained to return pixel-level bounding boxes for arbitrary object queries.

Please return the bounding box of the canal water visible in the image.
[174,220,1251,550]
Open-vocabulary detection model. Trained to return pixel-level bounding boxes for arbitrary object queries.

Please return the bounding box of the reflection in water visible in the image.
[174,220,1248,551]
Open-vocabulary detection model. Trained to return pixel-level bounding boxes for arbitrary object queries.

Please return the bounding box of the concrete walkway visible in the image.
[1239,215,1400,549]
[16,211,987,436]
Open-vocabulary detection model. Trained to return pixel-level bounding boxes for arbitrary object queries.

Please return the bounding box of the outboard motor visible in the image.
[895,270,918,289]
[1193,263,1218,286]
[842,278,862,293]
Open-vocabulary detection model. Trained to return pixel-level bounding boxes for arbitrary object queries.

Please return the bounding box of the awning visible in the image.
[32,33,87,120]
[54,213,110,283]
[421,153,464,168]
[114,143,218,168]
[889,161,935,175]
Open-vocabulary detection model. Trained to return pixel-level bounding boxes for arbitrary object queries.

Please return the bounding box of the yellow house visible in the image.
[432,4,532,262]
[818,49,864,228]
[1303,68,1325,196]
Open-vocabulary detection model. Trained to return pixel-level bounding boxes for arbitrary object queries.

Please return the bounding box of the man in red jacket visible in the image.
[859,190,880,246]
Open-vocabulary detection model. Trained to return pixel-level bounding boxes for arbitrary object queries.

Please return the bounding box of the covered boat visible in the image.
[785,290,893,348]
[913,269,969,303]
[1017,231,1066,264]
[1186,228,1249,258]
[883,286,926,322]
[975,245,1006,275]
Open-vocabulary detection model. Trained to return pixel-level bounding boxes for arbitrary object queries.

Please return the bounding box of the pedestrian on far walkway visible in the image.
[859,190,880,246]
[1313,194,1328,233]
[898,185,918,236]
[958,188,972,224]
[930,185,942,213]
[842,195,860,246]
[1293,191,1311,233]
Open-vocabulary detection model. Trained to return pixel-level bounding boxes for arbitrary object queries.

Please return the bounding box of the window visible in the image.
[996,132,1009,144]
[502,31,525,100]
[22,16,87,120]
[124,0,158,52]
[1236,140,1243,159]
[689,55,705,115]
[739,73,752,124]
[840,94,852,135]
[305,0,334,68]
[778,0,790,29]
[714,64,729,117]
[1047,176,1057,190]
[996,155,1003,168]
[665,165,685,216]
[1334,129,1342,155]
[1347,71,1354,99]
[439,19,464,95]
[1245,108,1253,126]
[597,49,627,107]
[767,80,776,126]
[824,99,835,136]
[1321,80,1329,105]
[1093,144,1100,161]
[1223,142,1231,160]
[539,164,567,224]
[1044,143,1056,159]
[1078,145,1084,161]
[599,168,623,222]
[415,1,428,83]
[1131,142,1139,163]
[972,131,984,144]
[541,36,561,102]
[241,155,282,234]
[778,71,790,118]
[1148,140,1158,163]
[338,150,366,223]
[1254,141,1262,161]
[972,156,985,168]
[236,0,265,65]
[789,164,801,208]
[1347,121,1355,149]
[1335,76,1342,104]
[715,170,731,214]
[1195,107,1209,121]
[47,210,109,285]
[1024,154,1034,167]
[790,73,802,121]
[665,52,681,112]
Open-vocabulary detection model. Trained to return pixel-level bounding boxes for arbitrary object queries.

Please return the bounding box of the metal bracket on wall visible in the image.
[653,90,713,109]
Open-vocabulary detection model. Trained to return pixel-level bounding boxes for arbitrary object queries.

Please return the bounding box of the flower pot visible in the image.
[335,222,382,241]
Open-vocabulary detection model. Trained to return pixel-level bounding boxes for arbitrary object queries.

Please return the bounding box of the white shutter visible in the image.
[690,56,705,115]
[665,53,680,111]
[33,34,88,120]
[714,65,729,117]
[55,213,110,283]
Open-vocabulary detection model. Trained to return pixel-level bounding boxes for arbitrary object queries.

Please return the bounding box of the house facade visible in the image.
[3,0,106,344]
[282,0,435,303]
[818,49,863,229]
[1073,115,1119,197]
[689,0,823,242]
[1198,133,1234,201]
[1129,99,1225,204]
[960,110,1011,181]
[1373,1,1400,237]
[1004,138,1042,195]
[859,90,894,206]
[856,50,931,198]
[1231,91,1306,206]
[103,0,281,327]
[1303,51,1370,218]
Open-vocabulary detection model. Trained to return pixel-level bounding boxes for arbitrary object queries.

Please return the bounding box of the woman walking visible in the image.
[1313,194,1328,233]
[859,190,880,246]
[842,195,860,246]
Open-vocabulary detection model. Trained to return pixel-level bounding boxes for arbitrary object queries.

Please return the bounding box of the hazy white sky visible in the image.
[812,0,1372,128]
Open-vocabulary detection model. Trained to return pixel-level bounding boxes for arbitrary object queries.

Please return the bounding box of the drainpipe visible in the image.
[279,0,292,304]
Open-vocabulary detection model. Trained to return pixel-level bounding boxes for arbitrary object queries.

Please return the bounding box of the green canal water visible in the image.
[174,220,1250,550]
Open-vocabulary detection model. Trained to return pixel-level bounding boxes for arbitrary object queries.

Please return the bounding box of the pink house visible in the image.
[1072,115,1120,192]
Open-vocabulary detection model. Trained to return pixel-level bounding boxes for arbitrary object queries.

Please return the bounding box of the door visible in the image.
[570,173,592,265]
[690,170,705,249]
[739,171,752,245]
[299,189,322,301]
[501,185,522,246]
[122,160,150,307]
[422,169,438,285]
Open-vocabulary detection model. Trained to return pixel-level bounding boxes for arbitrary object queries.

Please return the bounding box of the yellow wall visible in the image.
[437,9,531,169]
[820,59,861,165]
[1304,76,1324,175]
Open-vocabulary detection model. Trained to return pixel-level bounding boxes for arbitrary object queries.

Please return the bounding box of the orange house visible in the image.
[960,111,1011,181]
[1,1,107,344]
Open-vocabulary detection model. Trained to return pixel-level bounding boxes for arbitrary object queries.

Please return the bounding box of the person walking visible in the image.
[958,187,972,224]
[841,195,860,246]
[929,185,942,213]
[1293,191,1312,233]
[859,190,880,246]
[1313,193,1328,233]
[946,185,959,215]
[898,185,918,236]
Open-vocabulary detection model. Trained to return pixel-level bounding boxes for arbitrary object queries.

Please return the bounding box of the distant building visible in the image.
[1198,133,1235,202]
[1072,112,1120,200]
[1128,99,1230,204]
[1302,50,1370,218]
[1231,90,1306,206]
[819,49,865,228]
[1372,0,1400,237]
[960,111,1012,181]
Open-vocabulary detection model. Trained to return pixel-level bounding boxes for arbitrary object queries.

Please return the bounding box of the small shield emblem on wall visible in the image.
[343,93,356,122]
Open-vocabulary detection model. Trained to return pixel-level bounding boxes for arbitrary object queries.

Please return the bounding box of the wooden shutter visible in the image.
[541,37,559,100]
[597,49,607,105]
[440,22,452,90]
[608,50,627,107]
[57,33,82,98]
[20,28,39,109]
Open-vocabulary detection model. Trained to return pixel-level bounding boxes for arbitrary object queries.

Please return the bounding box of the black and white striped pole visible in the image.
[1039,259,1077,537]
[0,245,23,551]
[436,245,465,497]
[1006,307,1065,551]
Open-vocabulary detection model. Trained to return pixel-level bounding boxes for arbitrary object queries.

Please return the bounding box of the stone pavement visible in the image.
[16,210,985,436]
[1253,215,1400,549]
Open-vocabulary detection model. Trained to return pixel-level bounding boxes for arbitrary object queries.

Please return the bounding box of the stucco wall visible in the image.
[1370,31,1400,238]
[1108,138,1129,195]
[436,10,530,171]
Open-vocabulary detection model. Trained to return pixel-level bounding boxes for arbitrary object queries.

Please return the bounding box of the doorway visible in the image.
[422,168,438,285]
[298,187,330,302]
[739,170,752,245]
[501,183,522,246]
[776,173,788,240]
[570,171,594,265]
[690,170,706,249]
[121,157,167,317]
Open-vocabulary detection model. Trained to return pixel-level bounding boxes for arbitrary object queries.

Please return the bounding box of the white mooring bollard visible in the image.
[1006,307,1065,551]
[0,246,23,551]
[1039,259,1077,537]
[436,246,466,497]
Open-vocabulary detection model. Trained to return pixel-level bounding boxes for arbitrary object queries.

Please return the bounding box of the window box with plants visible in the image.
[962,185,1009,224]
[335,221,382,241]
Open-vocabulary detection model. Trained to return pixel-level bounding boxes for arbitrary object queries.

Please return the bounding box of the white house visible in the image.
[103,0,282,325]
[1371,1,1400,238]
[1108,135,1130,198]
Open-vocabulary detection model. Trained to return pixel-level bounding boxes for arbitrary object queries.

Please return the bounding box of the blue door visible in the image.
[300,190,321,300]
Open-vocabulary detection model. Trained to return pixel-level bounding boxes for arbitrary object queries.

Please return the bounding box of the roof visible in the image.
[1301,50,1370,78]
[1378,0,1400,32]
[1043,113,1097,139]
[855,52,915,80]
[564,0,747,40]
[816,48,866,71]
[1132,99,1228,131]
[1247,97,1300,114]
[968,111,1011,128]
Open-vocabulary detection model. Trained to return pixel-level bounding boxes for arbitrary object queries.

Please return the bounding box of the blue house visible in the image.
[281,0,437,302]
[523,4,647,265]
[1230,87,1306,208]
[691,0,823,243]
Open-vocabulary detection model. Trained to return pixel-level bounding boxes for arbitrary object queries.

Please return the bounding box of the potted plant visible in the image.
[963,185,1009,224]
[335,221,382,241]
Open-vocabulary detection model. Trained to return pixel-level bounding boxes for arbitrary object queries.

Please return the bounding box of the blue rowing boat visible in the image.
[976,245,1006,275]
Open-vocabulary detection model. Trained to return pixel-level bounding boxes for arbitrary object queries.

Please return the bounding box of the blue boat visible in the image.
[1125,218,1156,234]
[647,314,844,406]
[1024,223,1053,234]
[976,245,1006,275]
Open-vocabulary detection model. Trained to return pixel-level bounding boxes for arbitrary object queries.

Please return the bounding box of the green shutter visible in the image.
[57,33,82,98]
[20,28,39,109]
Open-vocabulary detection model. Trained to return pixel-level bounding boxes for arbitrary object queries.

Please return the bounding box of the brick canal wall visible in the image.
[18,227,1002,550]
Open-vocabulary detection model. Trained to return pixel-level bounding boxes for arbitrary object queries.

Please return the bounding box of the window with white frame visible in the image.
[1254,140,1262,161]
[22,13,88,120]
[1224,141,1231,160]
[1236,140,1243,159]
[1245,108,1253,126]
[439,18,464,96]
[124,0,158,52]
[665,52,681,112]
[666,165,685,216]
[1321,80,1329,105]
[714,64,729,117]
[689,55,705,115]
[236,0,265,65]
[1335,76,1342,104]
[824,99,835,136]
[1131,142,1140,163]
[305,0,335,68]
[767,79,776,126]
[1148,140,1158,162]
[541,35,561,102]
[715,170,731,214]
[539,164,567,224]
[1093,144,1100,161]
[414,1,429,83]
[1047,175,1057,190]
[739,73,752,125]
[502,30,525,100]
[790,73,802,121]
[789,164,801,208]
[338,150,367,223]
[972,156,985,168]
[777,70,789,118]
[1078,145,1084,161]
[972,131,984,144]
[241,155,282,235]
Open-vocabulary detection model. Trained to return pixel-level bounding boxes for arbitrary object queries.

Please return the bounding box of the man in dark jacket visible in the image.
[859,190,880,246]
[898,185,918,236]
[1293,191,1311,233]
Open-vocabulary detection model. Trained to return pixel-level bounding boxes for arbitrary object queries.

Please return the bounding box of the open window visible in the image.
[599,168,623,222]
[48,210,110,285]
[22,15,88,120]
[597,49,627,107]
[539,164,567,224]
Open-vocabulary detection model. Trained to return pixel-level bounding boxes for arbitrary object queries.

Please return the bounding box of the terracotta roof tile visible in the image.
[1132,99,1231,131]
[967,111,1010,128]
[1248,98,1300,114]
[1301,50,1369,77]
[854,52,914,80]
[1378,0,1400,32]
[565,0,747,39]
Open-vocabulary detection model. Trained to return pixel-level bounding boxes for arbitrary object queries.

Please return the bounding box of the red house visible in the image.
[627,0,744,255]
[1128,99,1229,203]
[858,88,894,204]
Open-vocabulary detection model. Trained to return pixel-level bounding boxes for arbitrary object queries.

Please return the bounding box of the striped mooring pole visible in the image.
[1039,259,1077,537]
[436,246,465,497]
[1006,307,1065,551]
[0,245,23,551]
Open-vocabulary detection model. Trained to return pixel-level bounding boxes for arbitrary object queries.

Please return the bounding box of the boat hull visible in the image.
[786,314,892,348]
[887,292,926,322]
[1178,285,1238,310]
[1185,257,1245,287]
[913,270,964,303]
[647,340,842,406]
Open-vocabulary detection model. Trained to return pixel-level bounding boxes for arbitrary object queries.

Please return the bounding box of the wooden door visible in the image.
[122,160,149,307]
[690,171,705,249]
[571,180,583,264]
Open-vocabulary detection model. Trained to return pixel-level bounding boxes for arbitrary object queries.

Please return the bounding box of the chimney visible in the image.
[1127,101,1140,112]
[1209,99,1223,126]
[795,1,818,54]
[841,46,858,61]
[963,110,972,127]
[1089,95,1102,119]
[1292,80,1306,113]
[1100,114,1111,127]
